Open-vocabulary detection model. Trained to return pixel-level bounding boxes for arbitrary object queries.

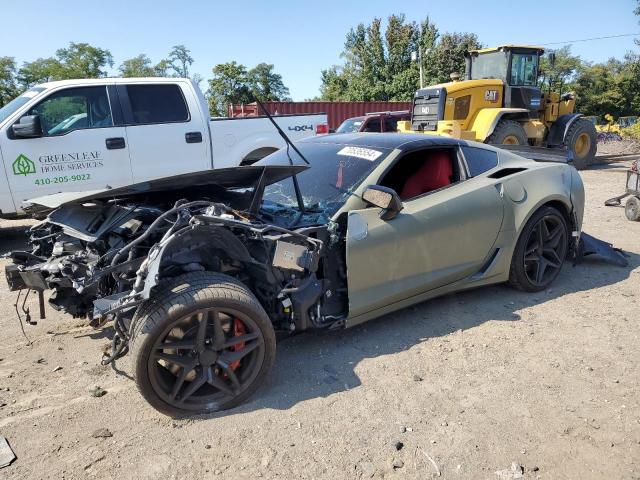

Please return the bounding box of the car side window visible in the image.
[126,84,189,125]
[462,146,499,176]
[384,117,399,132]
[379,148,460,201]
[28,86,112,136]
[363,117,381,132]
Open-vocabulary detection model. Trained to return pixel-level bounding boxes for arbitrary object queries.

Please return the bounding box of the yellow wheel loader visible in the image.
[397,45,598,169]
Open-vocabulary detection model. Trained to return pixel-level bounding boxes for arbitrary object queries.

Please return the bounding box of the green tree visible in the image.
[119,54,156,77]
[318,15,480,101]
[153,59,171,77]
[17,42,113,88]
[0,56,19,107]
[17,57,64,87]
[538,46,582,94]
[425,32,481,84]
[168,45,194,78]
[247,63,290,101]
[55,42,113,78]
[206,61,253,116]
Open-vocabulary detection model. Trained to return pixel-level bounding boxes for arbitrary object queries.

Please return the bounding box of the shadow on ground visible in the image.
[1,226,637,419]
[216,250,638,419]
[0,225,33,255]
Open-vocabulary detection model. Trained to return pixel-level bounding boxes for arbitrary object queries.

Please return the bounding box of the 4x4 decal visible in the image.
[12,154,36,176]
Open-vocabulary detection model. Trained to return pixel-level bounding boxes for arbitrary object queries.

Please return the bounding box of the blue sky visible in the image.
[1,0,638,100]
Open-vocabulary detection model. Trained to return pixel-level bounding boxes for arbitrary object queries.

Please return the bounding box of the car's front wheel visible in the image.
[129,272,276,417]
[508,206,569,292]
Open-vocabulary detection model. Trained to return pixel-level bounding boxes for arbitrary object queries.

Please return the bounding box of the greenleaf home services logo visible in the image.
[12,154,36,176]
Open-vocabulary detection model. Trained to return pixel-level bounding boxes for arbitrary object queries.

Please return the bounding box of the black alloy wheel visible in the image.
[149,307,264,411]
[130,272,276,416]
[508,206,569,292]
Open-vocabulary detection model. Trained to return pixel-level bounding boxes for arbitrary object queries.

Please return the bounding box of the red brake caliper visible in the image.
[229,319,246,370]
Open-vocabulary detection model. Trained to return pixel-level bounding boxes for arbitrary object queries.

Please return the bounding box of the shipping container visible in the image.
[228,101,413,129]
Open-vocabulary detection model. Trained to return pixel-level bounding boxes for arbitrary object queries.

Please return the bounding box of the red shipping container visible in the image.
[228,101,412,129]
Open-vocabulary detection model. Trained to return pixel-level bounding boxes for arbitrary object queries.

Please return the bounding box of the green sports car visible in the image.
[5,133,622,416]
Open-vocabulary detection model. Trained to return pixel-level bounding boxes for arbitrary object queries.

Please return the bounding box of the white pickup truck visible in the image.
[0,77,327,217]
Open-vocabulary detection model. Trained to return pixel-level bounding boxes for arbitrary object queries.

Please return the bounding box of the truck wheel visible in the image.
[486,120,528,145]
[625,196,640,221]
[129,272,276,417]
[565,119,597,170]
[508,206,569,292]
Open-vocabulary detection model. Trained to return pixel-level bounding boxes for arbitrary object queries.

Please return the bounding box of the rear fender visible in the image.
[470,108,530,141]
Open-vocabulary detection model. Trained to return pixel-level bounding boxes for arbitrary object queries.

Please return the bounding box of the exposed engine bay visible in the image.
[6,165,349,365]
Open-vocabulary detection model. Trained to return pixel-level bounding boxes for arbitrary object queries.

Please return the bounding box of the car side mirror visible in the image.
[362,185,403,220]
[12,115,43,138]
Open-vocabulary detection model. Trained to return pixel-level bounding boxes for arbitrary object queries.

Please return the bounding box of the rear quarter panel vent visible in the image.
[488,167,528,179]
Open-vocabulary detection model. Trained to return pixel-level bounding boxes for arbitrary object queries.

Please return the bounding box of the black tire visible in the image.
[625,196,640,221]
[564,118,597,170]
[508,206,569,292]
[129,272,276,417]
[486,120,528,145]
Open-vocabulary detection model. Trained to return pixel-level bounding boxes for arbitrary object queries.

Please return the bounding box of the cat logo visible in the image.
[420,106,431,115]
[484,90,499,103]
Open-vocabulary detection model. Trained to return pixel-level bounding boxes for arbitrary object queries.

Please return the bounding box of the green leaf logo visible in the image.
[12,154,36,176]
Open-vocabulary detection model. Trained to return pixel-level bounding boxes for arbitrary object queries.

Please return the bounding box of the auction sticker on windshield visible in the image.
[337,146,383,161]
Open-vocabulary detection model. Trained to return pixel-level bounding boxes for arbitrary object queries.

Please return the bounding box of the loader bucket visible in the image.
[578,232,629,267]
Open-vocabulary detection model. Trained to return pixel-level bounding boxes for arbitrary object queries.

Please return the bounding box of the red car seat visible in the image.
[400,151,453,200]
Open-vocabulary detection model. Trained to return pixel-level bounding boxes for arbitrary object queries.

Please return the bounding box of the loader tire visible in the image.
[486,120,528,146]
[564,118,597,170]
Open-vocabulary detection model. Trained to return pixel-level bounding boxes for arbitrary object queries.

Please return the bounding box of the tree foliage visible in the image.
[15,42,113,88]
[168,45,194,78]
[206,62,290,116]
[318,15,480,101]
[119,54,156,77]
[0,57,20,106]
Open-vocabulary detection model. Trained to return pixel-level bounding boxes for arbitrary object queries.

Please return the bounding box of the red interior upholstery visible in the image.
[400,151,453,200]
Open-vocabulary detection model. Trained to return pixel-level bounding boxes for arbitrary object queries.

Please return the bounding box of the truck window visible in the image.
[126,84,189,124]
[28,86,112,136]
[510,53,538,86]
[384,117,399,132]
[461,146,498,176]
[363,117,381,132]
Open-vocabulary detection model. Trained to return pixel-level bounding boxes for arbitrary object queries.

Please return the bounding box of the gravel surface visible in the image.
[597,138,640,157]
[0,160,638,479]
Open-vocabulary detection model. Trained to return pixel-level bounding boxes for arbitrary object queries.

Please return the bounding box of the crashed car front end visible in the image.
[5,165,349,365]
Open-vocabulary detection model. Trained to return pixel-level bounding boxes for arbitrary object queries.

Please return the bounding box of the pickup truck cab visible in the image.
[0,77,327,217]
[335,111,410,134]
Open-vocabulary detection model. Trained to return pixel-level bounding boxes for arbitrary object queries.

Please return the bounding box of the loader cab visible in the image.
[465,45,544,112]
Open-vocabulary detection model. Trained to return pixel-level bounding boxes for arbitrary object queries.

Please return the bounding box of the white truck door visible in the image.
[0,84,132,212]
[120,82,210,181]
[0,145,16,216]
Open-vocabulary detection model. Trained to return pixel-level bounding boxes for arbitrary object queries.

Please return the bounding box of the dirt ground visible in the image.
[0,159,638,480]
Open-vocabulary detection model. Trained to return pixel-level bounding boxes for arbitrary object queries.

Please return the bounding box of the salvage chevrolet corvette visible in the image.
[6,133,590,415]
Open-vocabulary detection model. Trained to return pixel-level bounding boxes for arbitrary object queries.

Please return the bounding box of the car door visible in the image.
[119,82,209,181]
[0,84,132,210]
[345,147,504,318]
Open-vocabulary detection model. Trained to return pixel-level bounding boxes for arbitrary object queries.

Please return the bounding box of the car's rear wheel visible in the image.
[130,272,276,417]
[508,206,569,292]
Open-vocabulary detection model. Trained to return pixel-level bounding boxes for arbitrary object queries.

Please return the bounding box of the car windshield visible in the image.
[0,87,45,124]
[336,118,364,133]
[257,141,392,223]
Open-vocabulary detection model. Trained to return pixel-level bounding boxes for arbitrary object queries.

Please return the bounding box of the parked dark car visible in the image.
[335,111,410,134]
